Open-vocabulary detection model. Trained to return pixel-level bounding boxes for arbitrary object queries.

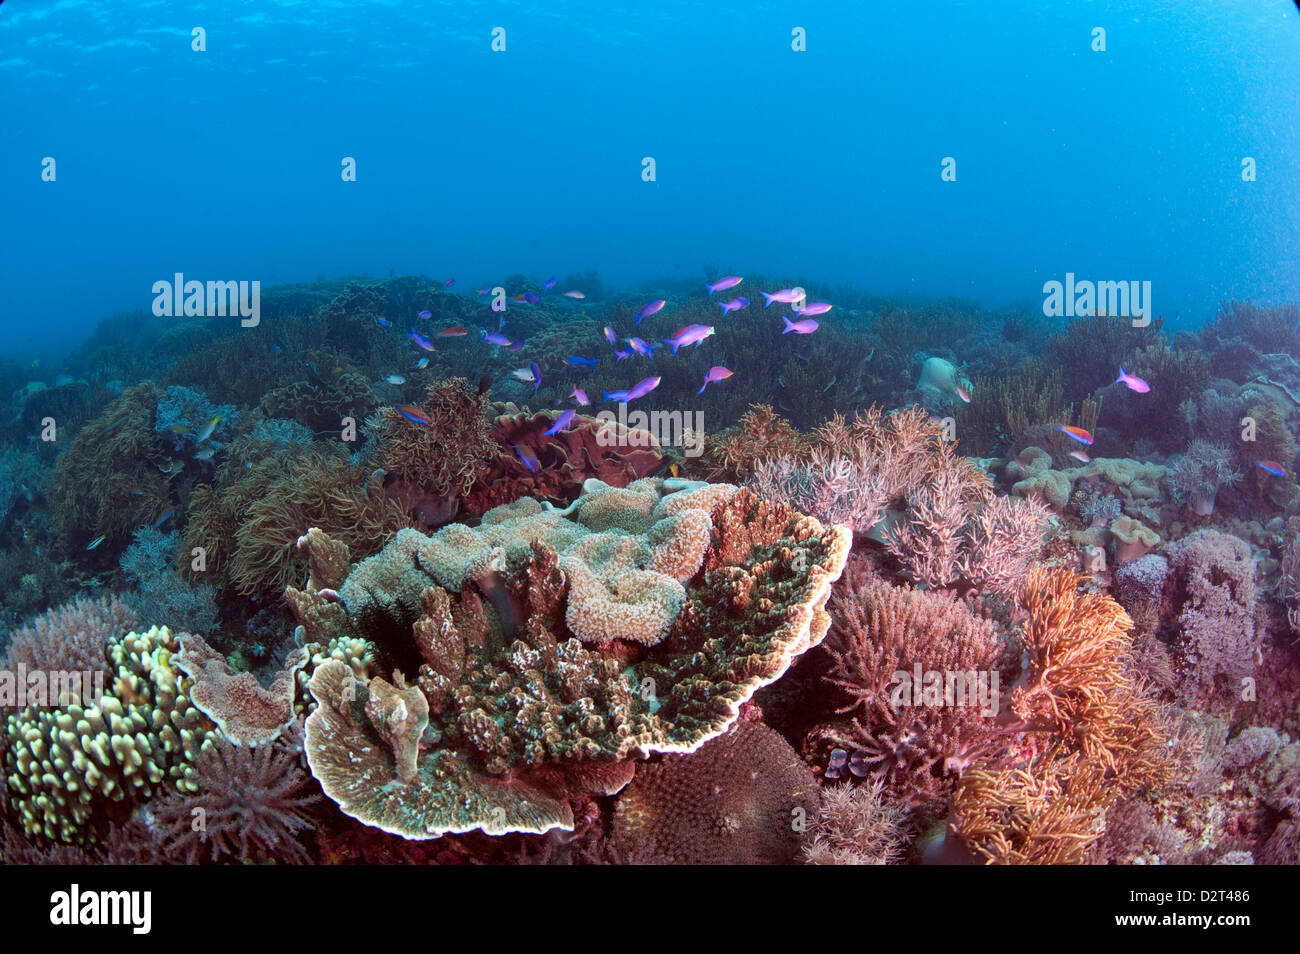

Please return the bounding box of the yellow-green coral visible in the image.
[3,626,214,845]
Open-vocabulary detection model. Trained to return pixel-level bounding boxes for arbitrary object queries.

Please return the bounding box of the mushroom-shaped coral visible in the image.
[1109,515,1161,563]
[609,721,820,864]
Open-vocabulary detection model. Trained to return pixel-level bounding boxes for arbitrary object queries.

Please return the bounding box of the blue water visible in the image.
[2,0,1298,358]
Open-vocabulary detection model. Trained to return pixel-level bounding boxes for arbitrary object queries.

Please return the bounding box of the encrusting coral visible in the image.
[609,720,820,864]
[290,478,851,839]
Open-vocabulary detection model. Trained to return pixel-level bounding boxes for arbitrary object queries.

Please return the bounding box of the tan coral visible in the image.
[175,633,308,747]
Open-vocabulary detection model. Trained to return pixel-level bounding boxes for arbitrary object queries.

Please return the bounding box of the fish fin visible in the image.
[782,316,793,333]
[762,292,774,307]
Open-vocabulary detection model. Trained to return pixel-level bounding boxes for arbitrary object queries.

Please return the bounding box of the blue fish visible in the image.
[152,508,175,529]
[563,355,599,369]
[530,362,541,392]
[514,443,540,473]
[543,276,557,292]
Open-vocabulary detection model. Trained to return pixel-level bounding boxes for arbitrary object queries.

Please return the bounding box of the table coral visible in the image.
[292,479,851,839]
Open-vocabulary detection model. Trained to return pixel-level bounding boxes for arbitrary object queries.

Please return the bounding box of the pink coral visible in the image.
[1,594,136,677]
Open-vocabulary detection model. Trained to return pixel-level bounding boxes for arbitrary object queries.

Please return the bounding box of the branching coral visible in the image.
[3,626,215,845]
[1,594,135,677]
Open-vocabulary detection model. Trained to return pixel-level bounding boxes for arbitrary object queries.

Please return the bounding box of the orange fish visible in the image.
[395,404,432,426]
[438,326,468,337]
[1056,424,1093,446]
[1257,460,1285,477]
[954,384,971,403]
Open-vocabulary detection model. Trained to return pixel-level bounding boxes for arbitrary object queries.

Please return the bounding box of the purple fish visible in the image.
[418,310,432,320]
[1115,366,1150,393]
[482,331,512,347]
[634,299,666,325]
[544,409,575,435]
[698,366,734,394]
[603,376,661,403]
[513,443,540,473]
[626,337,656,358]
[374,316,391,328]
[603,325,618,346]
[614,348,632,363]
[408,328,436,351]
[508,338,526,352]
[664,323,715,354]
[706,276,743,296]
[524,291,541,304]
[530,362,541,392]
[476,286,491,295]
[543,276,557,292]
[718,296,749,316]
[564,355,599,369]
[762,289,805,307]
[793,302,832,317]
[570,387,590,406]
[781,316,818,335]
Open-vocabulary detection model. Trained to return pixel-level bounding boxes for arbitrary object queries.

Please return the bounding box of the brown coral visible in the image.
[610,721,819,864]
[175,633,308,746]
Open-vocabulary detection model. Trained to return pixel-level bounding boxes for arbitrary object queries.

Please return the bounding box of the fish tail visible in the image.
[697,382,707,394]
[762,292,774,307]
[668,341,681,355]
[1116,366,1125,383]
[782,316,793,333]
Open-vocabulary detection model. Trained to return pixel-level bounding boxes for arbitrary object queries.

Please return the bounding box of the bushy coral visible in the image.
[1,594,136,678]
[119,527,219,634]
[808,565,1005,810]
[149,728,318,864]
[1169,440,1241,515]
[802,780,910,865]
